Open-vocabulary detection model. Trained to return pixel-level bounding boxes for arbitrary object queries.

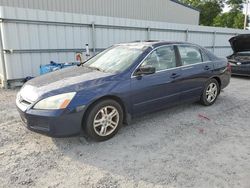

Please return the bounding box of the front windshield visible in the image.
[84,45,146,73]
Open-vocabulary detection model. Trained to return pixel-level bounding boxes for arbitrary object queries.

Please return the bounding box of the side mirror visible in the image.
[135,66,156,76]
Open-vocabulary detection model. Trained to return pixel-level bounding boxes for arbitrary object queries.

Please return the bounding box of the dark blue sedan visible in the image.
[16,41,231,141]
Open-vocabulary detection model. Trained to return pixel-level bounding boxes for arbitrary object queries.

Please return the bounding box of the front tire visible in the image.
[200,79,220,106]
[84,99,123,141]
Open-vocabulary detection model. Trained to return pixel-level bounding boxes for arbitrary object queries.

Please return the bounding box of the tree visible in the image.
[180,0,224,26]
[212,0,246,29]
[199,1,223,26]
[181,0,247,29]
[180,0,202,7]
[233,12,245,28]
[226,0,245,11]
[181,0,224,7]
[213,11,245,29]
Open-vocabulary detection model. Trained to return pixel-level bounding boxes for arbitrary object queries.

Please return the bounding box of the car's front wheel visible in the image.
[200,78,220,106]
[84,99,123,141]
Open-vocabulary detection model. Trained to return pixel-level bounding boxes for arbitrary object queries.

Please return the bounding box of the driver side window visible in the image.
[141,46,177,71]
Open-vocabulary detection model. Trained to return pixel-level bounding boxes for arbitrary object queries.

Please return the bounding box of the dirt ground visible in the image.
[0,77,250,188]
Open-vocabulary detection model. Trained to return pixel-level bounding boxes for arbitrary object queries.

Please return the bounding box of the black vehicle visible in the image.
[227,34,250,76]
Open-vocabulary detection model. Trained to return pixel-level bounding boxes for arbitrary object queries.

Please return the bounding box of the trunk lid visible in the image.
[229,34,250,53]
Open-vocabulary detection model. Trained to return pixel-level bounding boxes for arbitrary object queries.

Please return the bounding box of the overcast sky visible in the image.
[223,4,230,12]
[223,2,248,14]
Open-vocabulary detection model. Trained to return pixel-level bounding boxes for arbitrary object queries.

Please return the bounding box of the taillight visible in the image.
[227,62,232,72]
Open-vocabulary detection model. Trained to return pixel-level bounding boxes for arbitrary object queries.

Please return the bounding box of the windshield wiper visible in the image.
[94,67,104,72]
[78,64,105,72]
[88,66,104,72]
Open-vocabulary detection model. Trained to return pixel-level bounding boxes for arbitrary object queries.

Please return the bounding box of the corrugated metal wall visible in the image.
[167,0,199,25]
[0,6,248,87]
[0,21,4,84]
[0,0,199,25]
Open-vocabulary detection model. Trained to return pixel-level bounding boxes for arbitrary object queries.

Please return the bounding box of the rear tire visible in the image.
[84,99,123,141]
[200,78,219,106]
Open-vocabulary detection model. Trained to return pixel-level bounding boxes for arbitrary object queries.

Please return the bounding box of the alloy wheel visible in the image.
[206,83,218,103]
[93,106,119,136]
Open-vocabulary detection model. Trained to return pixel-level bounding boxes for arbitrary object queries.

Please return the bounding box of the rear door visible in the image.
[176,45,213,101]
[130,45,182,115]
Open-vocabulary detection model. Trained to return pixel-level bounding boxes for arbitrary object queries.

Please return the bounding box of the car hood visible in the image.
[229,34,250,53]
[20,66,114,102]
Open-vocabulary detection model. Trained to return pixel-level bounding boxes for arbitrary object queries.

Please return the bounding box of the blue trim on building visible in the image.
[170,0,200,12]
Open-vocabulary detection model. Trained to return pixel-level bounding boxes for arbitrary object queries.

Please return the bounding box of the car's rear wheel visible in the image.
[84,99,123,141]
[200,78,219,106]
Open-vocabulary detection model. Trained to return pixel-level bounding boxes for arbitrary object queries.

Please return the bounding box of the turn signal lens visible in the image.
[59,99,71,109]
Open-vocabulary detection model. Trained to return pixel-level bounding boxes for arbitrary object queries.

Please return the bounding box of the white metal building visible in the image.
[0,0,200,25]
[0,2,249,88]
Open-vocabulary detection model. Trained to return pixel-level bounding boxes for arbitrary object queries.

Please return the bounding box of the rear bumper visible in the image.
[231,65,250,76]
[219,69,231,90]
[17,106,85,137]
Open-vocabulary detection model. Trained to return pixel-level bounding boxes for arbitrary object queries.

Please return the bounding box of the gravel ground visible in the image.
[0,77,250,188]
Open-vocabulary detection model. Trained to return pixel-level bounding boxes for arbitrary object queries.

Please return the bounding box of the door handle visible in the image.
[204,65,211,70]
[170,73,180,79]
[182,66,193,70]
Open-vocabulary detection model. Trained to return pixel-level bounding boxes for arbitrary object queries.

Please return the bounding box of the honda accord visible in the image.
[16,41,231,141]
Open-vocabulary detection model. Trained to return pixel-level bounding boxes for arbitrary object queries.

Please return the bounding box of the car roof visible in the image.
[116,40,219,61]
[116,40,197,49]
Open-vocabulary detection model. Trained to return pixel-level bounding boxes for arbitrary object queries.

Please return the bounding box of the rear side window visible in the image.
[201,50,210,62]
[141,46,177,71]
[178,46,202,65]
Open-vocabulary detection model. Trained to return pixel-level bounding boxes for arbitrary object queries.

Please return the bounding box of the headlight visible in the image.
[33,92,76,110]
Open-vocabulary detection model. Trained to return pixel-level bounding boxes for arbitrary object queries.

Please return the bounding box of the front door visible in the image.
[130,45,182,116]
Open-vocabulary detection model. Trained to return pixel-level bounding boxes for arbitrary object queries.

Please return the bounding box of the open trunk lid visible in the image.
[229,34,250,53]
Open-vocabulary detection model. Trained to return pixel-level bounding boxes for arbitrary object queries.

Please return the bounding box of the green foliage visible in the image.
[180,0,202,7]
[226,0,245,11]
[213,11,245,29]
[180,0,223,26]
[181,0,224,7]
[233,12,245,28]
[180,0,247,29]
[199,1,223,26]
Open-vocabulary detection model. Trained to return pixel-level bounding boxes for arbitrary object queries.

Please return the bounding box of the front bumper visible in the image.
[17,106,85,137]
